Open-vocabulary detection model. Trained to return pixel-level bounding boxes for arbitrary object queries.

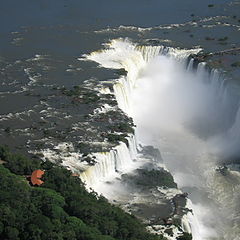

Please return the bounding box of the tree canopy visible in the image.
[0,145,166,240]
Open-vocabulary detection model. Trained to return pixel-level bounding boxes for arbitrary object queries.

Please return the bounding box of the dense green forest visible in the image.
[0,145,167,240]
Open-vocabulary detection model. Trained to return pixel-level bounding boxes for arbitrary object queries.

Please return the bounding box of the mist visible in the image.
[130,55,240,239]
[86,39,240,240]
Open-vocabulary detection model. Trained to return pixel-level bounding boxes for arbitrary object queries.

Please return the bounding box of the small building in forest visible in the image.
[30,169,45,186]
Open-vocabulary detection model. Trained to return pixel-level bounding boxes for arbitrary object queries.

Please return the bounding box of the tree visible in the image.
[0,147,165,240]
[0,222,4,235]
[5,226,20,240]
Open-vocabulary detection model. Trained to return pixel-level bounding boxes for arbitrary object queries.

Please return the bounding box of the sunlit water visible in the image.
[86,39,240,240]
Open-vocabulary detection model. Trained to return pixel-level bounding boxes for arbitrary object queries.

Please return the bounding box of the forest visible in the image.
[0,145,169,240]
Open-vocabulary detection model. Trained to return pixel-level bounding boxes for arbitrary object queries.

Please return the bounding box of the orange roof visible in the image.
[31,169,45,186]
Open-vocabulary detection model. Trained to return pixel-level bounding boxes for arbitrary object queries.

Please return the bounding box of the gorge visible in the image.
[80,39,240,240]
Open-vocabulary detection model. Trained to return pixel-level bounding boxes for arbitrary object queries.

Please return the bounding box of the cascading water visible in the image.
[80,136,137,187]
[85,39,240,240]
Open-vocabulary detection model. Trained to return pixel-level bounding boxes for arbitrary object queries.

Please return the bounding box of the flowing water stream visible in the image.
[1,1,240,239]
[85,39,240,240]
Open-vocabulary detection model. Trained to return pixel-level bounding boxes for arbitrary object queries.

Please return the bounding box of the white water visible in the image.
[86,39,240,240]
[37,135,138,188]
[80,135,138,187]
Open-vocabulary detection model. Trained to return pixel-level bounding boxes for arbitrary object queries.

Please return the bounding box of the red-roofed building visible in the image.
[30,169,45,186]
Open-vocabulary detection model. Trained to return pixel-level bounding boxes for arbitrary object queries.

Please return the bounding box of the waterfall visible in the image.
[228,106,240,140]
[80,136,137,187]
[86,39,201,115]
[187,58,194,72]
[37,134,138,189]
[83,39,202,239]
[83,38,240,240]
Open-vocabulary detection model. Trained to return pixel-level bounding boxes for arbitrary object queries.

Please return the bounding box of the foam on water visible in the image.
[85,38,240,240]
[80,137,137,187]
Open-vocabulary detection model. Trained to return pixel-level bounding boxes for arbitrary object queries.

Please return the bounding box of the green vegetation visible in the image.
[208,4,214,7]
[177,232,192,240]
[110,122,135,134]
[90,109,135,146]
[125,169,177,188]
[115,68,128,76]
[62,86,100,104]
[62,85,117,107]
[107,133,129,146]
[164,228,173,236]
[0,145,41,175]
[0,145,165,240]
